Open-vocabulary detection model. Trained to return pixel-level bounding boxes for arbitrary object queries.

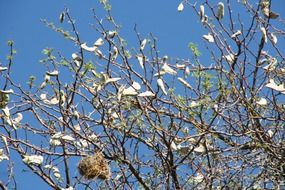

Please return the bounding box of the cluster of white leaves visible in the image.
[44,165,61,179]
[50,132,75,146]
[80,38,104,58]
[0,149,9,162]
[1,107,23,129]
[120,81,141,97]
[23,155,44,165]
[40,70,59,89]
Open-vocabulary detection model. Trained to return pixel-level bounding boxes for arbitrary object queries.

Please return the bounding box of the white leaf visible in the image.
[40,93,47,100]
[178,77,192,88]
[132,81,141,90]
[265,79,285,94]
[194,144,206,153]
[94,38,104,47]
[49,97,60,105]
[223,54,235,64]
[0,149,9,162]
[122,82,141,96]
[111,112,120,119]
[190,101,199,108]
[270,33,277,44]
[50,139,61,146]
[122,88,137,96]
[61,187,74,190]
[2,106,10,117]
[80,43,97,52]
[177,3,184,12]
[95,49,103,58]
[185,66,190,76]
[136,55,144,69]
[231,30,242,38]
[0,67,8,71]
[76,139,89,149]
[217,2,224,20]
[108,30,117,38]
[157,78,167,95]
[170,141,178,151]
[61,135,75,141]
[138,91,155,97]
[256,98,267,106]
[263,57,277,71]
[260,27,267,43]
[153,71,166,77]
[46,70,59,76]
[0,89,14,94]
[72,53,82,61]
[267,129,274,138]
[202,33,214,42]
[162,63,177,75]
[51,132,62,139]
[74,124,81,131]
[13,113,23,124]
[176,64,186,69]
[140,39,147,51]
[59,12,65,23]
[193,173,204,183]
[105,77,121,85]
[199,5,205,22]
[112,46,118,60]
[23,155,43,165]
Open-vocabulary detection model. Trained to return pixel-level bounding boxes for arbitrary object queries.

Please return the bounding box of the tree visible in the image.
[0,0,285,189]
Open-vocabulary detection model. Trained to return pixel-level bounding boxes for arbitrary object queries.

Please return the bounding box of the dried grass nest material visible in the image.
[78,152,111,180]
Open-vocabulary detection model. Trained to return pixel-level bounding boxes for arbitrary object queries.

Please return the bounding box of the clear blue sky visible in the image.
[0,0,285,189]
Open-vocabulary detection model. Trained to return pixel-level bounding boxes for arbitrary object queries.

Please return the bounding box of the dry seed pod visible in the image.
[78,152,111,180]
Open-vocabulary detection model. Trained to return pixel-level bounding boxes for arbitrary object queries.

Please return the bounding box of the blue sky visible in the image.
[1,0,285,189]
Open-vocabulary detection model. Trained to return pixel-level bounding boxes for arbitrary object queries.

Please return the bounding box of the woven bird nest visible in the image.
[78,152,111,180]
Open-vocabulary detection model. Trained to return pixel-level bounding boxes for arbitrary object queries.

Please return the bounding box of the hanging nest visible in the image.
[78,152,111,180]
